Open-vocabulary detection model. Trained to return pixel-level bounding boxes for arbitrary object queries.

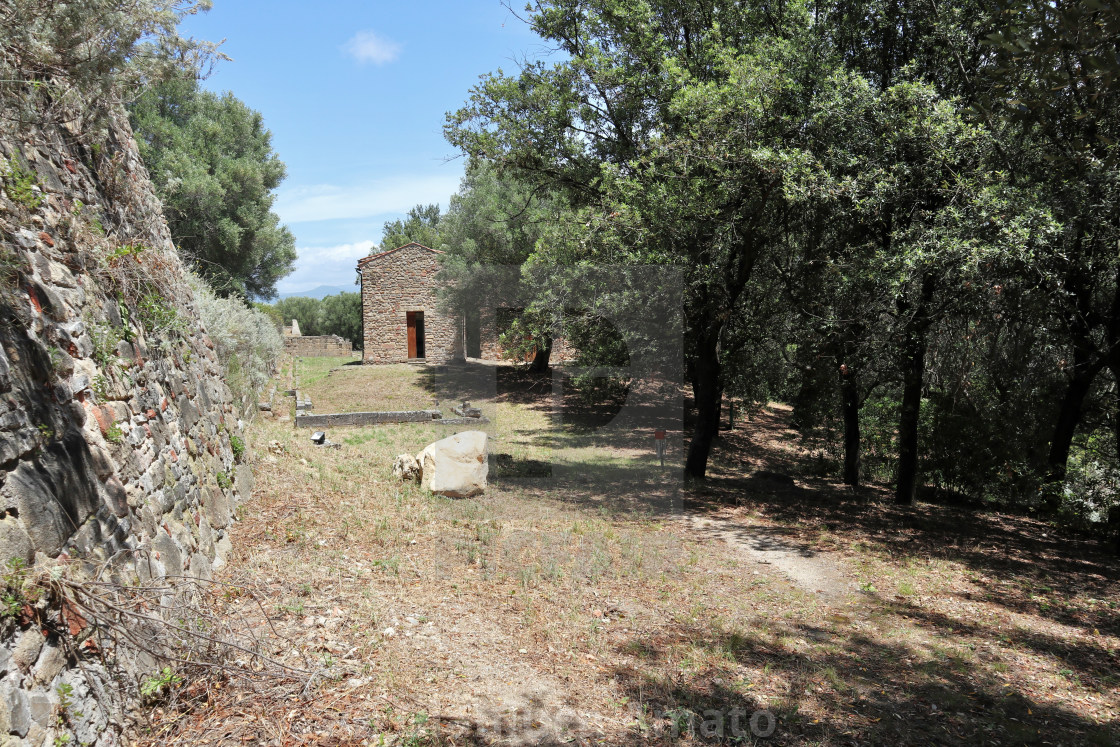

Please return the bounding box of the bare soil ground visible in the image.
[142,359,1120,746]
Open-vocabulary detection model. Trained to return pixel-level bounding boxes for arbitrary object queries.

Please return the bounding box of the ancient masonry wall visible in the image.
[475,308,574,364]
[359,244,462,364]
[477,308,503,362]
[0,109,252,745]
[284,334,353,357]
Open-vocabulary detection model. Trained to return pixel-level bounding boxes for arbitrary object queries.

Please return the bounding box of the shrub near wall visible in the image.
[191,274,283,417]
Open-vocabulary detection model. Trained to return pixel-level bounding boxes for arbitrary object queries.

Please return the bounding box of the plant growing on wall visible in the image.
[1,155,43,211]
[0,0,222,130]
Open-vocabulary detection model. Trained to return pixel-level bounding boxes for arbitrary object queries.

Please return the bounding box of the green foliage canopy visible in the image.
[130,76,297,299]
[446,0,855,477]
[379,203,442,252]
[436,161,564,366]
[431,0,1120,517]
[0,0,222,126]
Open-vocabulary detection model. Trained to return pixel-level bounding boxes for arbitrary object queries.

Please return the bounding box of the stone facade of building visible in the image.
[358,243,462,364]
[472,308,571,363]
[358,244,573,365]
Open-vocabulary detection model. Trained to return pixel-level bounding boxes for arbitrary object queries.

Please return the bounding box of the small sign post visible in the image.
[654,429,666,467]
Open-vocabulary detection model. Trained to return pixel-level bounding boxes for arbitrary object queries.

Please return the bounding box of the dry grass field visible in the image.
[143,357,1120,746]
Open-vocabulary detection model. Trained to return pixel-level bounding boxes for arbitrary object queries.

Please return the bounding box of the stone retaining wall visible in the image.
[0,106,252,745]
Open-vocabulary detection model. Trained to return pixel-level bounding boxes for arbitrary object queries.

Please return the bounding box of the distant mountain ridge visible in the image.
[277,284,355,300]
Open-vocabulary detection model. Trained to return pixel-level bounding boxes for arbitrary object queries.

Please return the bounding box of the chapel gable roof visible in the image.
[356,242,444,269]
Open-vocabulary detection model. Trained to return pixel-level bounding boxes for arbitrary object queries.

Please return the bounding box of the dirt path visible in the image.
[684,512,855,604]
[376,593,607,745]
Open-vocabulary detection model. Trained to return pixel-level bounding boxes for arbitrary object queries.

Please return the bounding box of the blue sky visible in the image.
[179,1,546,295]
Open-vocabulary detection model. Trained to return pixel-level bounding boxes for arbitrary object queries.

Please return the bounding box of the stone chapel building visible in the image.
[357,243,463,364]
[357,242,570,365]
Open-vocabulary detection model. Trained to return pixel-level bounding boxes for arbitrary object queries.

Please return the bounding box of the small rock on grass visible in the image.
[392,454,421,482]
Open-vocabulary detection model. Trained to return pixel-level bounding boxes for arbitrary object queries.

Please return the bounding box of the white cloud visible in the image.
[275,173,462,224]
[297,240,376,264]
[275,240,376,295]
[343,30,402,65]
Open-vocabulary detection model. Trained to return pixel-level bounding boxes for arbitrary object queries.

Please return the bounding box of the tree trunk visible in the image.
[1114,371,1120,472]
[1109,276,1120,486]
[529,336,552,373]
[1042,258,1110,511]
[1044,349,1103,490]
[1110,277,1120,552]
[685,334,721,480]
[839,365,861,488]
[1110,505,1120,556]
[895,340,927,504]
[715,382,724,433]
[895,275,936,505]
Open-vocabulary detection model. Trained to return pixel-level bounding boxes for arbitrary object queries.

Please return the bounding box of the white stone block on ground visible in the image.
[417,431,488,498]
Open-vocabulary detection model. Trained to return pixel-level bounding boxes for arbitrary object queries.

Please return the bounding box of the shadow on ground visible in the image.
[608,615,1120,746]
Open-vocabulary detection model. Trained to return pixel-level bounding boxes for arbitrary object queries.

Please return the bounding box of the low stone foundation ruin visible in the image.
[283,334,353,357]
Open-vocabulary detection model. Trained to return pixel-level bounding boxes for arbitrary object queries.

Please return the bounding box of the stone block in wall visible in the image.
[168,519,195,559]
[27,690,51,729]
[53,669,109,746]
[29,641,66,687]
[0,686,9,737]
[10,630,44,674]
[102,475,128,518]
[150,531,183,577]
[202,484,232,529]
[0,430,33,468]
[213,533,233,571]
[179,398,200,431]
[198,516,215,561]
[68,510,131,561]
[0,433,101,557]
[234,464,253,503]
[2,676,31,737]
[0,345,10,393]
[136,552,167,584]
[87,445,114,480]
[189,551,213,581]
[0,517,34,566]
